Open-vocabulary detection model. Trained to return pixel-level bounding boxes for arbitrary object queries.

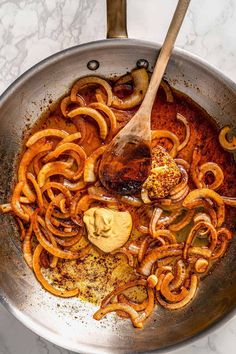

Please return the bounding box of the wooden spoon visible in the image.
[99,0,191,195]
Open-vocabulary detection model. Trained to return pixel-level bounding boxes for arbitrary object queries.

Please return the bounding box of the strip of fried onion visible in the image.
[169,259,186,291]
[118,293,148,311]
[139,244,184,276]
[211,228,232,260]
[32,213,88,260]
[101,279,147,308]
[169,209,195,232]
[89,102,117,140]
[60,95,85,117]
[45,195,78,237]
[183,188,225,227]
[151,230,177,244]
[170,166,188,196]
[160,272,188,302]
[93,303,143,328]
[19,139,53,202]
[221,196,236,207]
[160,80,174,103]
[68,107,108,140]
[138,236,150,262]
[112,68,149,110]
[27,173,44,209]
[57,132,82,147]
[151,130,180,158]
[70,76,113,106]
[37,161,74,188]
[198,162,224,190]
[132,288,155,326]
[149,207,162,236]
[190,147,201,188]
[156,274,198,309]
[219,126,236,151]
[26,129,69,147]
[33,244,79,297]
[44,143,86,180]
[0,203,12,213]
[111,248,134,267]
[183,221,217,259]
[22,221,33,268]
[84,146,107,182]
[11,181,29,221]
[176,113,190,151]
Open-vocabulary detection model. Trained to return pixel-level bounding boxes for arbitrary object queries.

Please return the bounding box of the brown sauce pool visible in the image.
[28,78,236,305]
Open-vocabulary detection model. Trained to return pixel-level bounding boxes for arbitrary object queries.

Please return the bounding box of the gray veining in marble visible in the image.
[0,0,236,353]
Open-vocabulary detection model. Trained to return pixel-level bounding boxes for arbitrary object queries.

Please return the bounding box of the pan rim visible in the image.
[0,38,235,104]
[0,38,235,354]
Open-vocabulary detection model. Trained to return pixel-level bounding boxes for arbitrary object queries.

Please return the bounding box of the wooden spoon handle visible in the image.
[140,0,191,114]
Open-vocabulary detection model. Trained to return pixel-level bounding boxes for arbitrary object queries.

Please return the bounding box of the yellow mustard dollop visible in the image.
[83,207,132,253]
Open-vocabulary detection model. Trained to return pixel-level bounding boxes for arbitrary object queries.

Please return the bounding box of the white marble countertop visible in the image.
[0,0,236,353]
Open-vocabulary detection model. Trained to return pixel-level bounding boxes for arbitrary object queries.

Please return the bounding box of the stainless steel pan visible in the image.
[0,1,235,353]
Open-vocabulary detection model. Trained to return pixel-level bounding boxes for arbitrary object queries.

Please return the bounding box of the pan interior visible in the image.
[0,40,235,354]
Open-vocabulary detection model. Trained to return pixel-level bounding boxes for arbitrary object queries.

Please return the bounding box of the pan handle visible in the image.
[106,0,128,38]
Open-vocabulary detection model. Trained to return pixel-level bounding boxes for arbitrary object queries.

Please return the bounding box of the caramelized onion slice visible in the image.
[170,166,188,196]
[68,107,108,140]
[27,173,44,209]
[156,274,198,310]
[118,293,148,311]
[149,207,163,236]
[60,95,85,117]
[22,221,33,268]
[33,215,88,260]
[176,113,190,151]
[190,147,201,188]
[26,129,69,147]
[37,161,74,188]
[147,275,158,288]
[11,182,29,222]
[84,146,107,182]
[138,236,150,263]
[0,203,12,213]
[71,76,112,105]
[119,195,143,207]
[139,244,183,276]
[160,272,188,302]
[57,132,82,147]
[219,126,236,151]
[133,288,155,325]
[169,209,194,232]
[101,279,147,308]
[221,196,236,207]
[93,303,143,328]
[169,260,186,291]
[33,244,79,297]
[141,188,152,204]
[111,248,134,267]
[183,221,217,259]
[19,139,53,202]
[151,130,180,157]
[160,80,174,103]
[211,228,232,260]
[44,143,86,181]
[112,68,149,110]
[195,258,209,273]
[183,188,225,227]
[198,162,224,190]
[89,102,117,140]
[151,229,177,244]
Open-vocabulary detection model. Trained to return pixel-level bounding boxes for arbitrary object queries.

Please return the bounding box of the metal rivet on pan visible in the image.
[87,60,100,71]
[136,59,149,69]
